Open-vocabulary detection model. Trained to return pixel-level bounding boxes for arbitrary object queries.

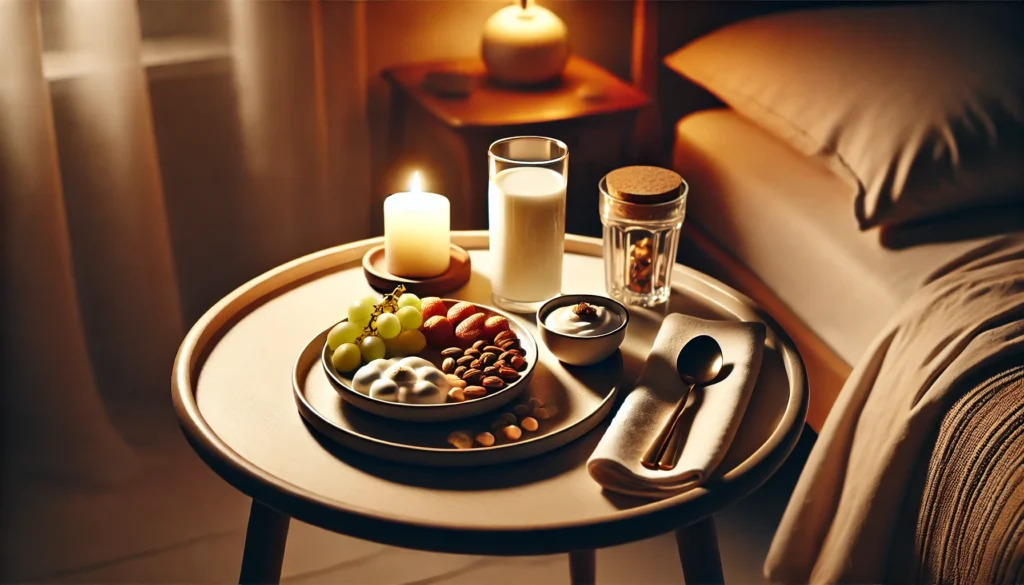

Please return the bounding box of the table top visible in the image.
[382,57,649,129]
[172,233,806,556]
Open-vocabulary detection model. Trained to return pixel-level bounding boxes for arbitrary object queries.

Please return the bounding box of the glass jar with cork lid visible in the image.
[599,166,687,307]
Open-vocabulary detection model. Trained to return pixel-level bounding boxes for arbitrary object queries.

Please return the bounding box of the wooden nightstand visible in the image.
[382,56,649,235]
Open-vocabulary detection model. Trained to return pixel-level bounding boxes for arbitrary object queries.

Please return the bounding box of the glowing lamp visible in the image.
[481,0,569,87]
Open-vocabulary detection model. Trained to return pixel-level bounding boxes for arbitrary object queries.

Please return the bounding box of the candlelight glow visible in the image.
[409,171,422,193]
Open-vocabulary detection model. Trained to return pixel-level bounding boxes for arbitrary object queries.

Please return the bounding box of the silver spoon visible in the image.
[640,335,723,470]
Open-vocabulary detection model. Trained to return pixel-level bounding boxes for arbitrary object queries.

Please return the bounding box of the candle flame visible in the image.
[409,171,422,193]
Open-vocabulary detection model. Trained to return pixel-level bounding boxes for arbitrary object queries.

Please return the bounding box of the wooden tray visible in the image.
[295,329,621,467]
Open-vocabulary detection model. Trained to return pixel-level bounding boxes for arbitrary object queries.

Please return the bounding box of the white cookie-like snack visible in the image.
[351,357,451,404]
[352,359,393,395]
[398,356,434,370]
[368,378,399,402]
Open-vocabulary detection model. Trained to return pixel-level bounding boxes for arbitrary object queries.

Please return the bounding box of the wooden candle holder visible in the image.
[362,244,472,296]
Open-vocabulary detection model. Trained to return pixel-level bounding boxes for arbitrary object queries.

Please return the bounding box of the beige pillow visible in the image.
[664,4,1024,229]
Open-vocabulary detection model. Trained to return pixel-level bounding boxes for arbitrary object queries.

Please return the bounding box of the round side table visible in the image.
[172,232,807,584]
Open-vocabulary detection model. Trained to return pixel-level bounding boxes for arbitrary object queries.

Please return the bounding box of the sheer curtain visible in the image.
[1,0,370,578]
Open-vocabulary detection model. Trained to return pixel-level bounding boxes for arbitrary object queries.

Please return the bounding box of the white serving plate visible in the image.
[320,300,538,422]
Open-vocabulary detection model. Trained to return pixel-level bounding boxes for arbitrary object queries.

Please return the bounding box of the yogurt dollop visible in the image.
[544,302,621,337]
[351,356,451,404]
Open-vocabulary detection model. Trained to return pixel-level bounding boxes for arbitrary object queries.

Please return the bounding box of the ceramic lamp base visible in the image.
[363,244,472,297]
[481,4,569,87]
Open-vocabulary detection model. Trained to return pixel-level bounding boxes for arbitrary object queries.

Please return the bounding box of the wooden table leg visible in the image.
[568,549,596,585]
[675,516,724,585]
[239,499,290,585]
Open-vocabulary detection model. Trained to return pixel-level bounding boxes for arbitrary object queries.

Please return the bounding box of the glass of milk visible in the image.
[488,136,568,313]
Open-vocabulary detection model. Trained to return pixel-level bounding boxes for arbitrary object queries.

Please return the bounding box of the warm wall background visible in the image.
[64,0,634,324]
[364,0,636,233]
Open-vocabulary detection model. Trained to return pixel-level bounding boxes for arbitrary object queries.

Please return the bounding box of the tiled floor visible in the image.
[2,423,814,584]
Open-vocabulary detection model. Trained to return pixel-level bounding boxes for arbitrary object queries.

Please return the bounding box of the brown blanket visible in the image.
[765,237,1024,584]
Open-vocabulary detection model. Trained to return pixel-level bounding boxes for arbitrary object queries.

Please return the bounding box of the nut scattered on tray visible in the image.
[445,396,555,449]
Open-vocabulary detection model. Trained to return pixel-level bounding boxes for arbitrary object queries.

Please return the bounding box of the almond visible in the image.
[498,366,520,381]
[454,366,467,378]
[446,374,467,389]
[494,331,517,344]
[464,348,481,357]
[461,368,482,383]
[441,357,456,373]
[533,406,553,420]
[447,431,472,449]
[510,355,527,371]
[472,340,487,350]
[457,355,475,367]
[482,376,505,389]
[441,347,464,358]
[464,386,487,398]
[480,352,497,366]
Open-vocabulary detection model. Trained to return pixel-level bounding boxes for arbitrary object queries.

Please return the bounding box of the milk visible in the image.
[488,166,566,305]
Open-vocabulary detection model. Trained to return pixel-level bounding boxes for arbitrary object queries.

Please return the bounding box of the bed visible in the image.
[633,1,1024,582]
[632,0,1023,431]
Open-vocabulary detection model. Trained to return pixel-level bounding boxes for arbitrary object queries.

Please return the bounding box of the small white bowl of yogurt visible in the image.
[537,294,629,366]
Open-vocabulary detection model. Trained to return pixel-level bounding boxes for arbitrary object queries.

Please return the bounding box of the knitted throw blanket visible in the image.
[908,363,1024,584]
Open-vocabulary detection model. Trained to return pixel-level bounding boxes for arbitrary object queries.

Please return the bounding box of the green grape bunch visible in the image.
[355,284,406,343]
[332,285,425,372]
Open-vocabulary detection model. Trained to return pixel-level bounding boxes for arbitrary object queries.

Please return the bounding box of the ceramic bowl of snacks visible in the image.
[321,288,537,422]
[537,294,629,366]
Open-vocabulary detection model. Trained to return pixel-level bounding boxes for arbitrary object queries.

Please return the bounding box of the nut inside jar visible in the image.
[628,237,654,294]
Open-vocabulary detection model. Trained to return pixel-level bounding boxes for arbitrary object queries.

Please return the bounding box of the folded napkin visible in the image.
[588,313,766,499]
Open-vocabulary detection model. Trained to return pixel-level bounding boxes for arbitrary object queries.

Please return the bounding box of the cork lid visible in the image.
[605,166,683,205]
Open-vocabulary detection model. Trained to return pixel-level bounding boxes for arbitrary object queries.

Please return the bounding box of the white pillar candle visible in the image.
[384,172,451,278]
